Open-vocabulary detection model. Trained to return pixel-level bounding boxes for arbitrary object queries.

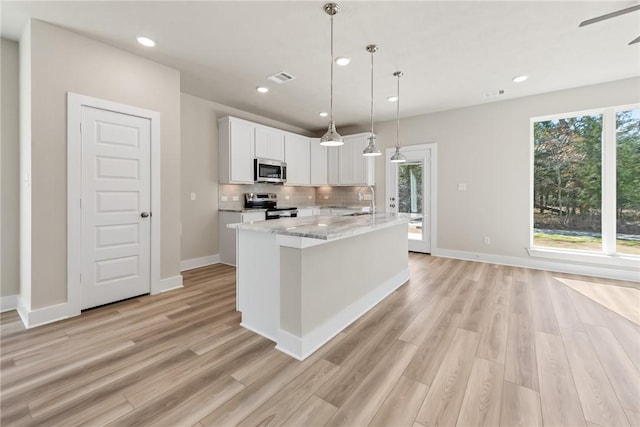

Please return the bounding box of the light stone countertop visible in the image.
[228,213,409,240]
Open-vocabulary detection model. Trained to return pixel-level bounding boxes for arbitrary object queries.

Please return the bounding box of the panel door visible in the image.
[81,106,151,309]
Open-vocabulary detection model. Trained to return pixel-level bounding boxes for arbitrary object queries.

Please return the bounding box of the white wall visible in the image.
[22,20,182,310]
[343,78,639,276]
[1,38,20,301]
[180,93,309,265]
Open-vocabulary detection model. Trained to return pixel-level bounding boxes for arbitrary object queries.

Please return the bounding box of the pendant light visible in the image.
[363,44,382,157]
[320,3,344,146]
[390,71,407,163]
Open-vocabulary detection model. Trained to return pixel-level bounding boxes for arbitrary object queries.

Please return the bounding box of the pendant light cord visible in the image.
[396,73,400,149]
[330,13,334,123]
[370,49,374,136]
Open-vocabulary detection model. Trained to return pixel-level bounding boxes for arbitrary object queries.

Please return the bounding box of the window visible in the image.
[531,105,639,258]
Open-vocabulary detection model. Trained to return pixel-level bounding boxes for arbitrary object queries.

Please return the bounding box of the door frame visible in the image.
[385,143,438,253]
[67,92,161,317]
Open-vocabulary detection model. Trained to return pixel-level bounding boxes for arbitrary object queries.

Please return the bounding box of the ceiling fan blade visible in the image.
[579,4,640,27]
[629,35,640,45]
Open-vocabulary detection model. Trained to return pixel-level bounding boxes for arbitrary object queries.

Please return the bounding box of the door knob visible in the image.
[141,212,150,218]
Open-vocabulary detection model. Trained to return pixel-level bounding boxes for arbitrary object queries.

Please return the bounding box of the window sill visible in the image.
[528,247,640,270]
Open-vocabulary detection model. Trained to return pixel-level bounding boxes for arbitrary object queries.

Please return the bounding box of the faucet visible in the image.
[358,185,375,214]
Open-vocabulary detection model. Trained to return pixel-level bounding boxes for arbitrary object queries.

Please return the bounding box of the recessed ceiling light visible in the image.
[136,36,156,47]
[512,75,528,83]
[319,112,329,117]
[256,86,269,94]
[335,57,351,66]
[387,96,398,102]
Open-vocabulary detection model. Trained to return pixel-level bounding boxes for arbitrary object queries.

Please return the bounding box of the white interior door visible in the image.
[387,146,432,253]
[81,106,151,309]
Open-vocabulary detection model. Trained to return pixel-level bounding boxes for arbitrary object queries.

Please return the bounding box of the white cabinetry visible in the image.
[339,133,374,185]
[310,138,328,186]
[219,117,255,184]
[325,133,374,186]
[255,126,285,161]
[297,208,314,217]
[285,134,310,185]
[219,210,266,266]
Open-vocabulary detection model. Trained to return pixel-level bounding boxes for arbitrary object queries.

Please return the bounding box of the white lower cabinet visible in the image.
[219,210,266,266]
[297,208,314,217]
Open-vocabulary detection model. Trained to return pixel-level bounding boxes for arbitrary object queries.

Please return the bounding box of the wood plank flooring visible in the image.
[1,254,638,426]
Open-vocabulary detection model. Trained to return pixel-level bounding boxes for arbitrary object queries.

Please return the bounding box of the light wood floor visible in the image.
[1,254,639,426]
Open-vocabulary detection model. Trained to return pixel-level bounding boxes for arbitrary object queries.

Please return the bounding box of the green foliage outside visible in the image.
[533,110,640,242]
[398,163,423,213]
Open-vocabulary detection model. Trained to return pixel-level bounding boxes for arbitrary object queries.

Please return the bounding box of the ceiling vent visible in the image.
[483,89,506,98]
[267,71,296,84]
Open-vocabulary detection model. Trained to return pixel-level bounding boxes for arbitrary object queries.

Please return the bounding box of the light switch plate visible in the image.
[458,183,467,191]
[220,196,228,201]
[232,196,239,201]
[190,192,196,201]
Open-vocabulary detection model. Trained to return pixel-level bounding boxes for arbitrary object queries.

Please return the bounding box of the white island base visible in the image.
[234,215,409,360]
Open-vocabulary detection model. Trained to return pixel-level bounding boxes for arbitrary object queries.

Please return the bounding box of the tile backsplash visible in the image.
[218,184,372,210]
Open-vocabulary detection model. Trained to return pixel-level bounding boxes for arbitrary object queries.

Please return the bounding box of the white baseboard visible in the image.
[275,267,410,360]
[180,254,220,272]
[240,321,278,344]
[431,248,639,282]
[17,297,72,329]
[157,275,184,293]
[0,295,18,312]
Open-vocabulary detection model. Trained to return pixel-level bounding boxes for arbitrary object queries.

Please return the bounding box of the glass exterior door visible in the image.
[387,147,432,253]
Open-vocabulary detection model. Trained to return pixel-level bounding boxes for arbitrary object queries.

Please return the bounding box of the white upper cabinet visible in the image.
[219,117,255,184]
[337,133,375,186]
[285,133,310,185]
[310,138,328,186]
[255,126,285,161]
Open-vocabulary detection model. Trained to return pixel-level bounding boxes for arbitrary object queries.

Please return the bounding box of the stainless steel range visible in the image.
[244,193,298,220]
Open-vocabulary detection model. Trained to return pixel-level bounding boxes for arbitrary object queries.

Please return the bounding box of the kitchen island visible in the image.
[229,213,409,360]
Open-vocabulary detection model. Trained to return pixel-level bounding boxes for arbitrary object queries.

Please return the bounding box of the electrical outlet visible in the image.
[232,196,239,201]
[458,183,467,191]
[190,192,196,201]
[220,196,228,202]
[308,195,312,199]
[483,236,491,245]
[324,196,329,200]
[285,195,290,200]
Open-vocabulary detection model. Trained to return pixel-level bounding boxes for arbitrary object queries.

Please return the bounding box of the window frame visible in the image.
[528,103,640,268]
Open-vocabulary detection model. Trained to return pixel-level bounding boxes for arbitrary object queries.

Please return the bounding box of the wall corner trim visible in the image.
[180,254,220,272]
[0,295,18,313]
[157,275,184,294]
[16,299,73,329]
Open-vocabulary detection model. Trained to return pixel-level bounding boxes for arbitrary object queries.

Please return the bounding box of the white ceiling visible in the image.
[2,1,639,131]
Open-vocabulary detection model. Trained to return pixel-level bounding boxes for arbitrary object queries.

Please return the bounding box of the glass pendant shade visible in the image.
[363,134,382,156]
[320,121,343,146]
[390,147,407,163]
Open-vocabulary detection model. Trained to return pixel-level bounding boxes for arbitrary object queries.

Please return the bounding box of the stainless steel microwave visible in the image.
[254,158,287,184]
